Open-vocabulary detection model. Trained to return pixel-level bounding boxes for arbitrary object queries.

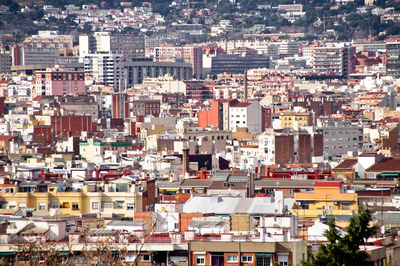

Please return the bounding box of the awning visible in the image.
[377,184,396,188]
[296,199,314,203]
[256,254,274,257]
[0,252,14,255]
[381,172,399,176]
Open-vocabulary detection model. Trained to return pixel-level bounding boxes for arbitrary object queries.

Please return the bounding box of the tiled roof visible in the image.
[231,102,251,108]
[212,173,229,182]
[0,135,18,141]
[315,181,342,187]
[367,158,400,172]
[241,145,258,149]
[333,159,357,170]
[180,179,212,188]
[156,181,181,189]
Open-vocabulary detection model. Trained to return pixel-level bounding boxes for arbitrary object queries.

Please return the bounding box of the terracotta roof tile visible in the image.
[334,159,358,170]
[367,158,400,172]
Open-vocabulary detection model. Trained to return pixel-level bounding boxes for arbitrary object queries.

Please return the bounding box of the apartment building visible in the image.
[154,45,203,79]
[292,181,358,221]
[34,67,85,97]
[83,53,125,88]
[313,45,354,79]
[318,116,363,160]
[279,111,312,129]
[12,45,59,66]
[0,52,11,74]
[0,179,155,217]
[229,101,262,133]
[258,129,321,165]
[79,32,145,56]
[124,60,192,86]
[210,54,270,74]
[386,41,400,77]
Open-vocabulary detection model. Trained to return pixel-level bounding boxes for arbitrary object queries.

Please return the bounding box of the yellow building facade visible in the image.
[0,178,149,217]
[280,112,310,129]
[292,181,358,220]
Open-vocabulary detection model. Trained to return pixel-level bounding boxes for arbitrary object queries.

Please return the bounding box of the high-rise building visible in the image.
[12,45,59,66]
[210,54,269,74]
[83,53,126,88]
[154,45,203,79]
[313,46,354,79]
[0,53,11,74]
[80,33,190,89]
[386,41,400,77]
[79,32,145,56]
[22,31,75,56]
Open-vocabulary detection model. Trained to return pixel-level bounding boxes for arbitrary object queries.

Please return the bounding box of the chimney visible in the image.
[182,147,189,178]
[244,70,248,100]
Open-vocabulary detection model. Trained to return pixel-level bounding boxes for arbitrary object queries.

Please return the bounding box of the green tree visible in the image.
[302,210,378,266]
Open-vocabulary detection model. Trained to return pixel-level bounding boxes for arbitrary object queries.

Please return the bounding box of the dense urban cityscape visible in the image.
[0,0,400,265]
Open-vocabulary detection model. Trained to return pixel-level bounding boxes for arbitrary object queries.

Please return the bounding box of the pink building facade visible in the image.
[35,68,85,96]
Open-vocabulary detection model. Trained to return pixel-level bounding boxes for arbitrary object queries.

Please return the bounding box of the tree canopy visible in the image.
[302,210,378,266]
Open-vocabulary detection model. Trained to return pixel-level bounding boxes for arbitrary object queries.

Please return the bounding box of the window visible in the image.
[301,203,309,209]
[140,254,151,261]
[92,202,99,210]
[5,188,14,193]
[256,256,271,266]
[226,255,238,263]
[241,256,253,263]
[115,201,124,209]
[196,255,205,265]
[342,203,350,210]
[72,203,79,210]
[8,201,16,209]
[18,203,26,208]
[39,202,46,210]
[278,255,289,266]
[101,201,113,209]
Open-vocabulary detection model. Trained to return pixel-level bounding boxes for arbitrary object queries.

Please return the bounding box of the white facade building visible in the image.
[229,102,262,133]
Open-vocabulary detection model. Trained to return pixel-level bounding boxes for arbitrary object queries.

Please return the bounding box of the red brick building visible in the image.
[51,115,97,139]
